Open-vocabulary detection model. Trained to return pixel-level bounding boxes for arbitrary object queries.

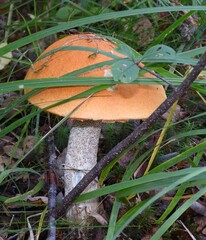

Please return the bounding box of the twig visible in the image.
[4,3,14,43]
[137,63,177,90]
[52,51,206,218]
[177,220,197,240]
[47,133,57,240]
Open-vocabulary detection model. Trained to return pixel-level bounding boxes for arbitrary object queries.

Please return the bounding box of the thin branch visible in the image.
[52,51,206,218]
[137,64,177,90]
[47,133,57,240]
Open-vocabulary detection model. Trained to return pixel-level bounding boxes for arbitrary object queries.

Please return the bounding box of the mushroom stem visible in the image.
[64,120,101,223]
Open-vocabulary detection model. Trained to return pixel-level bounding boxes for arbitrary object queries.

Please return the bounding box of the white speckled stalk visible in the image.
[64,123,101,223]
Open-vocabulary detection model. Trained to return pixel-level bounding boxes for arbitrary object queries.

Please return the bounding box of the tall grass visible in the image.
[0,1,206,239]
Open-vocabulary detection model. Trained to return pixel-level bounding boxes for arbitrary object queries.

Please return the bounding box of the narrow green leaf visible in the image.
[150,139,206,173]
[1,6,206,56]
[113,167,206,239]
[107,36,140,59]
[37,46,121,61]
[151,186,206,239]
[177,46,206,58]
[0,85,111,137]
[0,89,42,121]
[0,168,39,185]
[4,179,44,204]
[76,168,204,202]
[105,198,122,240]
[157,186,186,223]
[150,11,195,47]
[167,129,206,141]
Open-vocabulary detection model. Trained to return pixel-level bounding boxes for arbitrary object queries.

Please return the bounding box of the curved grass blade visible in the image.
[75,168,205,202]
[0,167,40,185]
[150,139,206,173]
[0,84,112,137]
[150,11,195,47]
[4,179,44,204]
[1,76,206,94]
[37,46,122,61]
[105,198,122,240]
[177,47,206,58]
[151,186,206,240]
[156,186,186,223]
[1,6,206,56]
[112,167,206,239]
[144,101,178,174]
[0,89,42,121]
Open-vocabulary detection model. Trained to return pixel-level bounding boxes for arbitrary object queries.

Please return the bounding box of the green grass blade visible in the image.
[151,186,206,240]
[105,198,122,240]
[157,186,186,223]
[113,167,206,239]
[177,47,206,58]
[167,129,206,141]
[0,89,42,121]
[149,11,195,47]
[75,168,204,202]
[4,179,44,204]
[0,76,113,93]
[0,84,111,137]
[0,168,40,185]
[150,139,206,173]
[1,6,206,55]
[1,76,206,93]
[37,46,121,61]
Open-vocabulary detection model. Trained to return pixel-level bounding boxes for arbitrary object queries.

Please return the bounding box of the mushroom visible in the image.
[24,33,166,223]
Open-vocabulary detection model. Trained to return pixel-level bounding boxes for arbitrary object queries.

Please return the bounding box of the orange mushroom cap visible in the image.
[25,33,166,121]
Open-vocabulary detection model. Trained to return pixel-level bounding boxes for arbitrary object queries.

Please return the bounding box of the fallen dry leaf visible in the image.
[3,144,24,159]
[91,212,108,225]
[133,16,155,46]
[141,227,163,240]
[25,195,48,204]
[0,154,15,170]
[195,216,206,235]
[23,135,37,151]
[0,42,12,70]
[162,104,184,122]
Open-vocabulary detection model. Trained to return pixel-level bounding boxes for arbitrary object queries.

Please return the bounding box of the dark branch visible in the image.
[137,64,177,90]
[52,51,206,218]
